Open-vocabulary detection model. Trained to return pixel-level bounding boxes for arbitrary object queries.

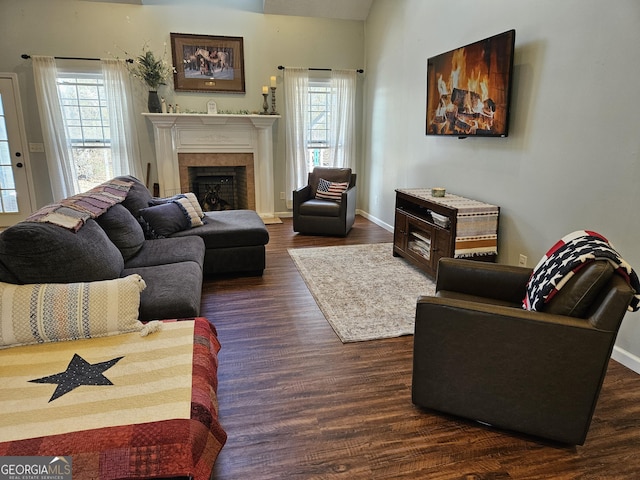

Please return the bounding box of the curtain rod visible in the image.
[277,65,364,74]
[21,54,133,63]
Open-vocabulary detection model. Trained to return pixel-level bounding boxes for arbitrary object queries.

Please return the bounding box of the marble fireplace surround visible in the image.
[143,113,279,219]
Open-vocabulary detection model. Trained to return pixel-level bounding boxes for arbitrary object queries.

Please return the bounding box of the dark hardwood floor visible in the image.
[204,216,640,480]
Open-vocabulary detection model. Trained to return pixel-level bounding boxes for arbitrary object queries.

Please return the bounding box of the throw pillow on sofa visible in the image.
[139,202,192,239]
[97,204,146,261]
[0,274,146,348]
[149,193,204,227]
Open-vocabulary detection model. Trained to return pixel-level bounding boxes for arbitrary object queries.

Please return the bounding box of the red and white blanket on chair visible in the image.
[524,230,640,312]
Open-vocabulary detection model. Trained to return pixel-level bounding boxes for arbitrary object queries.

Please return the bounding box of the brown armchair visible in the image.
[412,257,636,445]
[292,167,357,236]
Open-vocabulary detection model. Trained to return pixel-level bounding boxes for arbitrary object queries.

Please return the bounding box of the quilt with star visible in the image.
[0,317,226,480]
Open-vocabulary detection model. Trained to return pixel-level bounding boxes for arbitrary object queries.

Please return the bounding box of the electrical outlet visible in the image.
[279,191,285,200]
[518,254,527,267]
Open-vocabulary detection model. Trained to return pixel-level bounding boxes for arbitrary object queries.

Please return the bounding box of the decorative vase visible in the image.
[147,90,162,113]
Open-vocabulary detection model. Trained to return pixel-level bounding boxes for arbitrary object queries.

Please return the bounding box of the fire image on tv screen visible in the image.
[426,29,515,137]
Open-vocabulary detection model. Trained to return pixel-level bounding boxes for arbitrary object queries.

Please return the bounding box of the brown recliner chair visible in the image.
[412,256,636,445]
[292,167,357,236]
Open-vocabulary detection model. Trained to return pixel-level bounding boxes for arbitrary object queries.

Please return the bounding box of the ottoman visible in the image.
[172,209,269,276]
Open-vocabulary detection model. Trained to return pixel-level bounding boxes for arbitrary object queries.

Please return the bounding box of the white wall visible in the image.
[362,0,640,369]
[0,0,364,210]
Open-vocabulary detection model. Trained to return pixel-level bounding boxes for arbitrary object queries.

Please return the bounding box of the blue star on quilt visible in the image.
[29,353,123,402]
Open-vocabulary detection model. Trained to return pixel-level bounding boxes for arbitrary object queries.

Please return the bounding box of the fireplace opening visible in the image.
[188,166,249,211]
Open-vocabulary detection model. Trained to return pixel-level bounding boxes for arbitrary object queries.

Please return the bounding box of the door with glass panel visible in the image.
[0,74,35,226]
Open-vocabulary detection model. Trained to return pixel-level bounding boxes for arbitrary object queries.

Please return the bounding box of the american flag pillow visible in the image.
[315,178,349,203]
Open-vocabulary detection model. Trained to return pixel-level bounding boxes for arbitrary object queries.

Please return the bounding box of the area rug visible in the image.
[288,243,436,343]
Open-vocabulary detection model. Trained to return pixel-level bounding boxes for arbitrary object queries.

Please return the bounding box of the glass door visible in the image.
[0,74,35,226]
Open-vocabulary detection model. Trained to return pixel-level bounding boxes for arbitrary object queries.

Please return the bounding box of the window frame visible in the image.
[56,69,114,191]
[306,78,332,169]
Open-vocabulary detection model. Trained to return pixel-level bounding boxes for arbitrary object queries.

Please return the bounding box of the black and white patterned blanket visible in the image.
[524,230,640,312]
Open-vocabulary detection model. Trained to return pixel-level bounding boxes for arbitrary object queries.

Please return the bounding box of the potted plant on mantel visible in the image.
[129,44,174,113]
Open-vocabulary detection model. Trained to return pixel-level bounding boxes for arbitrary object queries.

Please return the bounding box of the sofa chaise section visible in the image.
[117,175,269,276]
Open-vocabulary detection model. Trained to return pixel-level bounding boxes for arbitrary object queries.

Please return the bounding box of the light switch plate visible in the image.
[29,142,45,152]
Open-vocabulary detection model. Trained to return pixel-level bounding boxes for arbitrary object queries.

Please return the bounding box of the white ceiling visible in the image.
[81,0,373,21]
[263,0,373,21]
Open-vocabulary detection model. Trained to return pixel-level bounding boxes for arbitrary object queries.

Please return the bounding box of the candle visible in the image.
[270,76,276,88]
[262,85,268,94]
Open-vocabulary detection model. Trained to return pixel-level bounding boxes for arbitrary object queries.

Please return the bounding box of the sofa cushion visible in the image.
[0,219,124,284]
[0,274,145,348]
[170,210,269,249]
[97,204,145,261]
[124,236,205,269]
[122,262,203,321]
[299,198,342,217]
[117,175,153,216]
[138,202,192,239]
[543,261,614,317]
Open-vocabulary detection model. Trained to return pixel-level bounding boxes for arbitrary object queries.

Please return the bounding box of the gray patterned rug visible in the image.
[288,243,436,343]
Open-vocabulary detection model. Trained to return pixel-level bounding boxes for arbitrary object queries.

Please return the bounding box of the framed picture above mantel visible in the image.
[170,33,246,93]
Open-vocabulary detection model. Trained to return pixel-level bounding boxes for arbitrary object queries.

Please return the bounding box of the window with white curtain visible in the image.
[32,56,142,201]
[284,68,357,204]
[57,72,113,192]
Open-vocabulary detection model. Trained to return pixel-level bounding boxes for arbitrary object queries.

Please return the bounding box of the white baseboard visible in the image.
[612,346,640,374]
[356,209,393,232]
[275,209,393,231]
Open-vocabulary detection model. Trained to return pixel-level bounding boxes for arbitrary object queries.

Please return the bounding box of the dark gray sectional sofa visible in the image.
[0,176,269,321]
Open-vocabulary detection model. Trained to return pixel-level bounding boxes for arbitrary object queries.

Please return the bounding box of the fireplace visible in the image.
[143,113,279,219]
[179,152,255,211]
[188,166,249,211]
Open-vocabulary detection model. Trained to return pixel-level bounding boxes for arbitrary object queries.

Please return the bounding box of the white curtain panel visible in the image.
[329,69,357,171]
[32,56,78,201]
[101,59,144,181]
[283,67,309,207]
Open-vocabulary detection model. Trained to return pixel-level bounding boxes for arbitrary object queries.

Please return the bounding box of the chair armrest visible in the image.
[293,185,312,211]
[436,257,533,305]
[339,185,357,222]
[342,185,357,207]
[416,295,601,331]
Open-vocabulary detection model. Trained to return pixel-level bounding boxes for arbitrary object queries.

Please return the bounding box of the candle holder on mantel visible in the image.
[270,87,279,115]
[260,93,269,115]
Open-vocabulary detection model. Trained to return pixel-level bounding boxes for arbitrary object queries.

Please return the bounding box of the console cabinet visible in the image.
[393,189,499,277]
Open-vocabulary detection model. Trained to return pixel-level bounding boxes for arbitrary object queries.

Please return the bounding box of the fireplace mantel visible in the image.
[143,113,280,219]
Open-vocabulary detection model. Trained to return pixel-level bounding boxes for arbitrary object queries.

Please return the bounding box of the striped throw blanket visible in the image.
[26,178,133,232]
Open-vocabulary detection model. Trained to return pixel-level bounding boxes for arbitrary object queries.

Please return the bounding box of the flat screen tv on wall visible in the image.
[426,29,515,138]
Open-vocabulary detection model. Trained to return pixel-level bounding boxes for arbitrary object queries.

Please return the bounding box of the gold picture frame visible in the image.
[170,33,245,93]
